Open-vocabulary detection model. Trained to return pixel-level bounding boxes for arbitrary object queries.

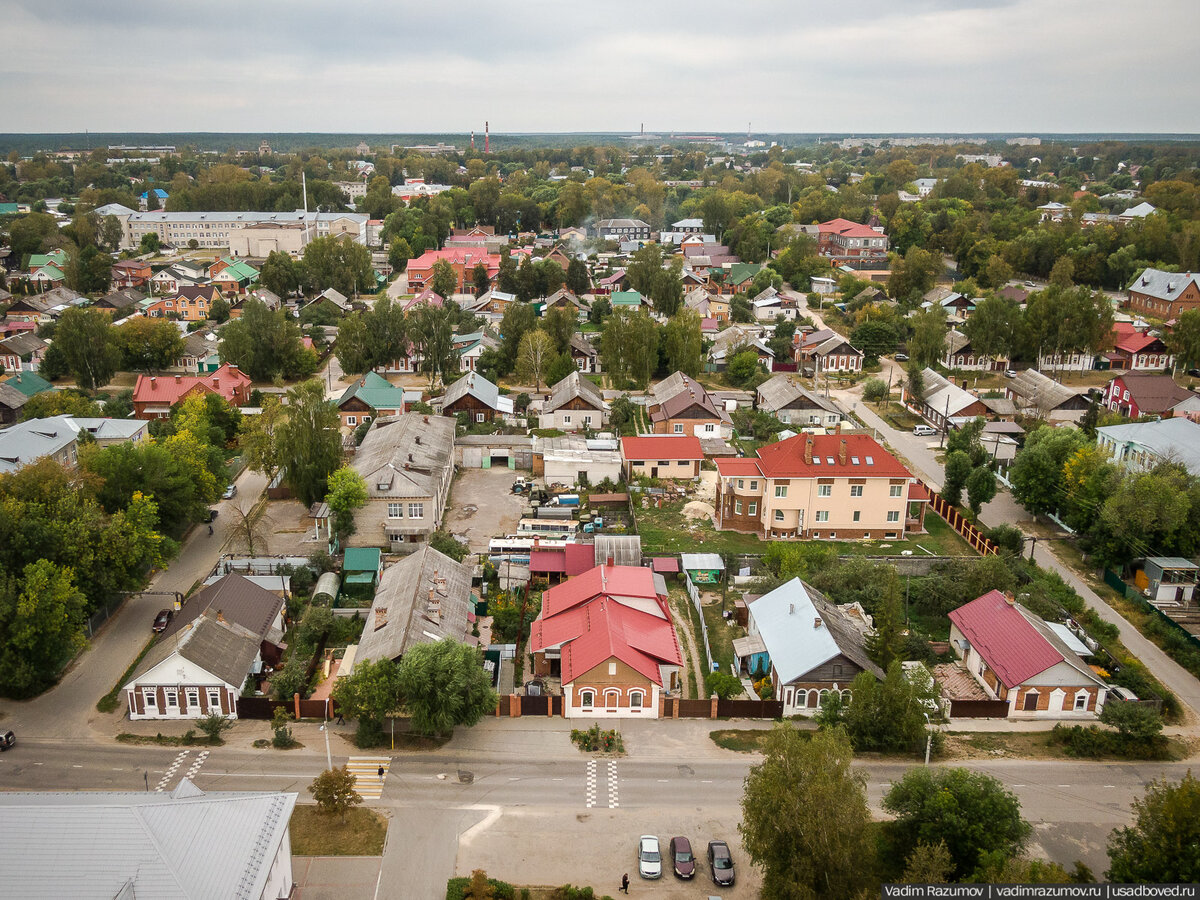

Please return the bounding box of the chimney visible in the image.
[374,607,388,630]
[838,439,847,465]
[216,609,225,623]
[789,603,794,615]
[607,556,615,567]
[150,376,156,385]
[212,378,220,389]
[428,587,435,604]
[174,374,181,383]
[803,435,813,465]
[813,617,823,629]
[1004,591,1016,606]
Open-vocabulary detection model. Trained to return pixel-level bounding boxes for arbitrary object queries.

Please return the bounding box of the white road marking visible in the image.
[346,756,391,800]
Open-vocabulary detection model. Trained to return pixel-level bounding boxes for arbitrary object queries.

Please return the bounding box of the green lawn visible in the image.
[700,593,743,673]
[290,806,388,856]
[633,498,974,558]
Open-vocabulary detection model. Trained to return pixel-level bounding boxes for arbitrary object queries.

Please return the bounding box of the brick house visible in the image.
[949,590,1108,719]
[648,372,730,439]
[142,285,222,322]
[1126,268,1200,319]
[406,248,500,294]
[1104,323,1173,372]
[621,435,704,480]
[735,577,882,717]
[814,218,889,269]
[1102,373,1200,419]
[123,574,285,720]
[530,563,682,718]
[943,329,1008,371]
[132,365,251,419]
[110,259,152,289]
[714,433,925,540]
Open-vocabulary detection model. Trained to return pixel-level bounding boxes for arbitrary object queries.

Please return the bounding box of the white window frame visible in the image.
[887,510,900,523]
[164,689,178,710]
[774,509,785,522]
[346,415,357,426]
[853,510,861,522]
[818,484,832,497]
[774,485,787,498]
[207,688,222,712]
[563,415,571,425]
[890,484,903,498]
[143,688,158,711]
[748,502,757,516]
[1074,691,1089,711]
[579,690,595,710]
[628,690,644,711]
[476,412,485,423]
[387,503,403,518]
[185,688,199,709]
[815,510,829,523]
[734,500,742,515]
[407,502,424,519]
[850,485,864,497]
[673,423,684,433]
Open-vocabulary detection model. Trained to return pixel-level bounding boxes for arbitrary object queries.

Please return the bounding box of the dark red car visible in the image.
[152,609,173,633]
[669,836,695,879]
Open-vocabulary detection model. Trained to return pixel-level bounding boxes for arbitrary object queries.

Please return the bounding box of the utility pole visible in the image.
[938,393,950,448]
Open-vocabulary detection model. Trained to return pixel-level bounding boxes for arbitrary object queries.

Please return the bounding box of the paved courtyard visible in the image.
[443,466,527,552]
[292,857,382,900]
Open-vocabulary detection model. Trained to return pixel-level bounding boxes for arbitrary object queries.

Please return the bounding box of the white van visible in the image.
[913,424,937,436]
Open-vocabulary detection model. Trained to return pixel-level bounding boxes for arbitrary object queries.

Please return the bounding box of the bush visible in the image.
[987,523,1026,557]
[429,530,469,562]
[570,724,624,753]
[705,670,743,700]
[445,874,516,900]
[1050,723,1170,760]
[195,713,232,744]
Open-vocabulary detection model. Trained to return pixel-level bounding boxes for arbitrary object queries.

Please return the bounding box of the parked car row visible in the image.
[637,835,735,886]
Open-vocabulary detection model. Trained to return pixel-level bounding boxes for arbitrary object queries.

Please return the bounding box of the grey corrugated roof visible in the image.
[0,381,29,413]
[1127,267,1200,302]
[1097,417,1200,476]
[356,545,474,664]
[158,573,284,644]
[755,374,839,415]
[652,372,721,419]
[1007,369,1085,412]
[545,370,607,413]
[0,781,296,900]
[0,415,80,473]
[441,371,504,411]
[127,612,264,689]
[353,413,455,500]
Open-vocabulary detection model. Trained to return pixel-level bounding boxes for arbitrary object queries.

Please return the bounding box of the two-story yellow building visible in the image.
[714,432,927,541]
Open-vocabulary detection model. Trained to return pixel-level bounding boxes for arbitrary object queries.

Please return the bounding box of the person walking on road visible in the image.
[378,765,385,783]
[620,873,629,893]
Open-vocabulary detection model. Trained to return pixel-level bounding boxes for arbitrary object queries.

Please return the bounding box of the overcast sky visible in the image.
[2,0,1197,135]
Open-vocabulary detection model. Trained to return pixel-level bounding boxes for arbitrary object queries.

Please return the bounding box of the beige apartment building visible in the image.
[116,210,368,252]
[714,433,926,540]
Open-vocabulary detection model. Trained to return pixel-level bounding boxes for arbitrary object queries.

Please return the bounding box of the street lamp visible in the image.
[319,720,332,771]
[923,712,934,766]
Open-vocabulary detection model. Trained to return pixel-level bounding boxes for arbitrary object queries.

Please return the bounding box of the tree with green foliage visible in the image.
[237,396,286,483]
[740,726,874,900]
[0,560,89,698]
[726,347,762,389]
[544,352,575,388]
[332,657,404,745]
[388,237,412,274]
[1009,426,1089,516]
[963,296,1021,361]
[541,305,576,354]
[662,308,704,377]
[276,379,343,507]
[218,299,317,381]
[608,394,638,435]
[53,307,121,390]
[100,214,123,252]
[81,439,210,534]
[397,639,499,736]
[600,309,659,389]
[429,531,469,562]
[823,661,938,755]
[705,671,743,700]
[64,244,113,294]
[139,232,161,254]
[258,250,301,298]
[308,766,364,822]
[324,466,368,539]
[499,301,537,373]
[431,259,458,299]
[908,306,949,368]
[850,319,900,363]
[471,261,490,297]
[865,594,906,670]
[942,450,973,507]
[566,257,590,295]
[767,317,797,361]
[884,767,1031,880]
[587,296,610,326]
[208,295,231,324]
[966,465,997,515]
[888,246,943,305]
[863,377,890,405]
[301,234,376,296]
[115,316,186,374]
[1106,772,1200,884]
[19,388,101,421]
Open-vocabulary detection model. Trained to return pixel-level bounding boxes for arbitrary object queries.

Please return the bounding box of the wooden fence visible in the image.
[948,699,1009,718]
[920,479,1000,556]
[238,696,335,720]
[717,698,784,718]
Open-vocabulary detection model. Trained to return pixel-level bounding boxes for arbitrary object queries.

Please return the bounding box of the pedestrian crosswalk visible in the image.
[155,749,209,792]
[346,755,391,800]
[584,759,619,809]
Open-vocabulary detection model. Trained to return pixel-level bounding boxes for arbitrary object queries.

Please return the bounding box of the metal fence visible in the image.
[238,697,334,720]
[1104,569,1200,655]
[717,698,784,718]
[948,699,1010,718]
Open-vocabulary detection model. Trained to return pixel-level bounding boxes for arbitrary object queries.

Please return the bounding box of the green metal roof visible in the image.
[344,572,377,585]
[609,290,645,306]
[1,372,54,397]
[343,547,382,574]
[727,262,763,285]
[338,371,407,413]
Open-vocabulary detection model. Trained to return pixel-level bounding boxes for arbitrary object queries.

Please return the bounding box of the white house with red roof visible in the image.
[948,590,1108,719]
[714,432,926,540]
[1102,322,1174,372]
[620,435,704,481]
[529,563,682,718]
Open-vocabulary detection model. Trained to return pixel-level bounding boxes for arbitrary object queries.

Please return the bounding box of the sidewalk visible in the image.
[837,387,1200,726]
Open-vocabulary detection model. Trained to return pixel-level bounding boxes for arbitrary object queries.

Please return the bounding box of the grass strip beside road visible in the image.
[97,636,157,713]
[290,805,388,856]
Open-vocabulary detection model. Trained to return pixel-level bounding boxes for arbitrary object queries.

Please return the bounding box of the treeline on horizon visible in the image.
[3,131,1200,156]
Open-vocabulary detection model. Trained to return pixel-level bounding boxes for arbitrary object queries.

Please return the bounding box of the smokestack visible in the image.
[374,607,387,630]
[471,130,475,151]
[803,435,813,465]
[485,121,490,155]
[839,439,847,465]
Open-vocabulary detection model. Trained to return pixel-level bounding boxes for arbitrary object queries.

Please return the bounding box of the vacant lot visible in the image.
[443,466,526,552]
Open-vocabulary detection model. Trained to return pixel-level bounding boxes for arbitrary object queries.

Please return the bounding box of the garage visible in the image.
[455,436,533,470]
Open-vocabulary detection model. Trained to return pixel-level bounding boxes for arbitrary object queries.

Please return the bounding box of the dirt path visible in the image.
[671,596,704,700]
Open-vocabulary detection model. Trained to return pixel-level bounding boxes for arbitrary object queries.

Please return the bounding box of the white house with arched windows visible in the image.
[736,578,882,718]
[530,564,682,718]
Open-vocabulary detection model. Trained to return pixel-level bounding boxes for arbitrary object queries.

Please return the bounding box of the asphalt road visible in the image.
[0,737,1182,891]
[835,387,1200,721]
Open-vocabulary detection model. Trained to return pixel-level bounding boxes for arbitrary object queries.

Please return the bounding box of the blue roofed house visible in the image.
[735,577,882,716]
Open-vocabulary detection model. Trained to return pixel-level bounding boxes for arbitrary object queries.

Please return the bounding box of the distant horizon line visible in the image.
[4,130,1200,138]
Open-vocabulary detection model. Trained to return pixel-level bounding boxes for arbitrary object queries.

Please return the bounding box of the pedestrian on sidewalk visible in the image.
[620,873,629,893]
[378,765,385,783]
[336,712,345,726]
